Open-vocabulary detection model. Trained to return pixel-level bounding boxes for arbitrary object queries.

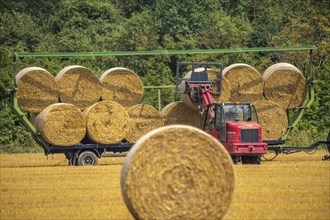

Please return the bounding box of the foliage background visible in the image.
[0,0,329,153]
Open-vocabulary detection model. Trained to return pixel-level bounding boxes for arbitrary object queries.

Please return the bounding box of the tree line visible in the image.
[0,0,329,152]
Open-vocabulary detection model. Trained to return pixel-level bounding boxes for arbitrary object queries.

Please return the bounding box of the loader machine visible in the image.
[176,62,267,164]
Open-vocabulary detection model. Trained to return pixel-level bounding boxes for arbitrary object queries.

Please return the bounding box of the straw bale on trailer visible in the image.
[253,100,288,140]
[125,104,164,143]
[121,125,235,220]
[56,65,101,110]
[100,67,143,108]
[180,68,231,111]
[223,64,263,103]
[16,67,59,113]
[35,103,86,146]
[160,101,203,128]
[263,63,307,109]
[84,101,129,144]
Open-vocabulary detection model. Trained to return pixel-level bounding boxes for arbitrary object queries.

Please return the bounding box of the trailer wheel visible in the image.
[77,151,98,166]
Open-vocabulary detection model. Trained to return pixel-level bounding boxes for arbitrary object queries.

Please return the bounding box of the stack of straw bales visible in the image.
[16,65,150,146]
[176,62,306,140]
[121,125,235,219]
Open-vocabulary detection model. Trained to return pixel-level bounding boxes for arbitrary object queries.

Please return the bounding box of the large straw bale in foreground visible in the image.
[35,103,86,146]
[121,125,235,220]
[84,101,129,144]
[100,67,143,108]
[180,68,231,111]
[56,65,101,110]
[16,67,59,113]
[125,104,164,143]
[223,64,263,103]
[253,100,288,140]
[161,101,203,128]
[263,63,307,109]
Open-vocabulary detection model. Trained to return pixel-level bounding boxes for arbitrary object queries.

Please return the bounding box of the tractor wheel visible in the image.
[231,156,240,164]
[241,156,250,164]
[77,151,98,166]
[250,156,261,165]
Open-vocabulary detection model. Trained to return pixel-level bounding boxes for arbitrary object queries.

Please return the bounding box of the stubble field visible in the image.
[0,150,329,220]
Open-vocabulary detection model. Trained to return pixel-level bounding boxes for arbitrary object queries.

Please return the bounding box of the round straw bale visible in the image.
[121,125,235,220]
[263,63,307,109]
[100,67,143,108]
[84,101,129,144]
[16,67,59,113]
[35,103,86,146]
[161,101,203,128]
[253,100,288,140]
[223,64,263,103]
[125,104,164,143]
[180,68,231,111]
[56,65,101,110]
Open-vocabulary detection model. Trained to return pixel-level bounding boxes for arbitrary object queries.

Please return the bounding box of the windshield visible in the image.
[223,104,257,122]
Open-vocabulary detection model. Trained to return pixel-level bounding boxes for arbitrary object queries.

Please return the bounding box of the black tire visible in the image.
[77,151,98,166]
[231,156,240,165]
[241,156,261,165]
[241,156,250,164]
[250,156,261,165]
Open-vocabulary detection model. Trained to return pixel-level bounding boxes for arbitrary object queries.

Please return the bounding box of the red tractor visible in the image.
[176,62,267,164]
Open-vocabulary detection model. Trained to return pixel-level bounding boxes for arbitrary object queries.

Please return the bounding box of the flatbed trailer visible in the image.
[7,46,329,165]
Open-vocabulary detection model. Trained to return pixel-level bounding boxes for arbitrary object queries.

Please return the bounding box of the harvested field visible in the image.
[0,150,329,220]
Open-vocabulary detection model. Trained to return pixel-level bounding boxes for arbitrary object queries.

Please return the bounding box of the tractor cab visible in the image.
[203,102,267,164]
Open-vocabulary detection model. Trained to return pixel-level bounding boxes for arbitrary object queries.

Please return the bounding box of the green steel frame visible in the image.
[9,46,317,152]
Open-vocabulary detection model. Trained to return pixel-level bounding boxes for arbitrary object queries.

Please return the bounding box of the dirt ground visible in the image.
[0,150,329,219]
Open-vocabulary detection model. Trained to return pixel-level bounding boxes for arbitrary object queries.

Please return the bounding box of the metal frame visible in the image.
[9,46,317,156]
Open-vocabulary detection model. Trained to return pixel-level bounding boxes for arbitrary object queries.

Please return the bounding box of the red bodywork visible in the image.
[223,121,267,156]
[189,77,268,157]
